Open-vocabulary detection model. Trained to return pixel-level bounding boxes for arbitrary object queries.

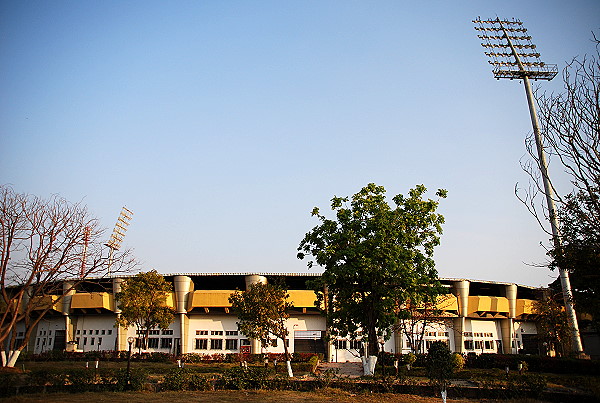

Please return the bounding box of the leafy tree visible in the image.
[115,270,175,350]
[550,192,600,332]
[533,292,572,357]
[297,183,446,375]
[229,281,294,377]
[425,340,454,392]
[0,185,134,367]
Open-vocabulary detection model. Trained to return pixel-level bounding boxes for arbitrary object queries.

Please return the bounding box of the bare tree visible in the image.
[518,42,599,233]
[0,186,135,367]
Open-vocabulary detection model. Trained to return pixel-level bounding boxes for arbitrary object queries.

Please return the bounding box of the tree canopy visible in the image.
[297,183,447,362]
[229,281,294,376]
[115,270,175,349]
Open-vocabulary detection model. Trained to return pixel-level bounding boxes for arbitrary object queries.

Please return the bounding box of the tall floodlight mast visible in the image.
[473,17,584,356]
[105,207,134,276]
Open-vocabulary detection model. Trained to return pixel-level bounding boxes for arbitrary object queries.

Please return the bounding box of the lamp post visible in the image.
[126,336,135,389]
[473,17,584,356]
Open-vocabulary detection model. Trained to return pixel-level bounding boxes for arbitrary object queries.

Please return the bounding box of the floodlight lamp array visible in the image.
[473,17,557,80]
[106,207,133,250]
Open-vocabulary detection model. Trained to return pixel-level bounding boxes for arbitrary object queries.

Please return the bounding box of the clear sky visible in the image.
[1,1,598,287]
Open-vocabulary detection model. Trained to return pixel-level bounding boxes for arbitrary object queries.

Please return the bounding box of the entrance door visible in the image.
[54,330,66,351]
[293,331,326,355]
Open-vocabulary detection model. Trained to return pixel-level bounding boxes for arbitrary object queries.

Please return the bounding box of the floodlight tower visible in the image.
[105,207,134,276]
[473,17,584,356]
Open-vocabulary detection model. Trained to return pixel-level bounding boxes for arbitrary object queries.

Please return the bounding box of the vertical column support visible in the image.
[62,281,75,344]
[113,278,128,351]
[174,276,194,355]
[245,275,267,353]
[452,280,470,354]
[502,284,517,354]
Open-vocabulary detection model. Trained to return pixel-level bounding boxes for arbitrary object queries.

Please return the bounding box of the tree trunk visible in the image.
[4,349,21,368]
[282,336,294,377]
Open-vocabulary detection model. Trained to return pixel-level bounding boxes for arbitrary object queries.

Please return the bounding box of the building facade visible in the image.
[18,273,541,362]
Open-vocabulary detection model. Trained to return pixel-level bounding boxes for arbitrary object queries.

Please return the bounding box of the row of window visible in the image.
[137,329,173,335]
[136,337,173,349]
[195,338,245,350]
[195,330,239,336]
[75,337,104,346]
[463,332,494,338]
[464,339,500,350]
[76,329,113,336]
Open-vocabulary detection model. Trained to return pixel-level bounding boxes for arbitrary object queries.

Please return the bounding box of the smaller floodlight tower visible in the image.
[473,17,584,356]
[105,207,133,276]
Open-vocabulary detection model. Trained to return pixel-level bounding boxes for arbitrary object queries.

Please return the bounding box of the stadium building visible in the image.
[18,273,542,362]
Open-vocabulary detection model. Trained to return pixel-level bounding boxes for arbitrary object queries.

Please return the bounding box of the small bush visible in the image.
[216,366,270,390]
[451,352,465,371]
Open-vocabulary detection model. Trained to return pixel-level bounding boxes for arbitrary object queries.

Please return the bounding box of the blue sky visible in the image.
[1,1,598,287]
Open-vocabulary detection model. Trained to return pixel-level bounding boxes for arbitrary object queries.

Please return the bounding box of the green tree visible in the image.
[297,183,446,375]
[229,281,295,377]
[550,191,600,332]
[115,270,175,350]
[425,341,454,393]
[533,292,572,357]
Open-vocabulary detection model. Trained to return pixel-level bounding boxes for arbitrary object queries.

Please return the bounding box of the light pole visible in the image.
[473,17,585,356]
[126,336,135,389]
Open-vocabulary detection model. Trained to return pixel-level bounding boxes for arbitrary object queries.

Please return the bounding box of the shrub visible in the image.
[216,366,270,390]
[163,368,191,391]
[451,352,465,371]
[114,368,148,391]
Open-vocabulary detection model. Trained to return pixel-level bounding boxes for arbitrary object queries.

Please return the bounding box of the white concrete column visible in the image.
[452,280,470,354]
[173,276,193,354]
[503,284,517,354]
[112,278,126,351]
[62,281,75,342]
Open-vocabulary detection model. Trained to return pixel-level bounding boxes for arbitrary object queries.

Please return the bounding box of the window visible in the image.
[195,339,208,350]
[464,340,474,350]
[83,330,87,335]
[161,338,173,349]
[225,339,238,350]
[463,332,472,337]
[76,329,81,335]
[101,330,106,335]
[270,339,278,347]
[211,331,223,336]
[49,331,52,336]
[91,338,95,345]
[83,337,87,346]
[75,337,80,345]
[108,330,112,335]
[484,340,494,350]
[474,340,483,350]
[225,331,238,336]
[196,330,208,335]
[49,338,52,345]
[210,339,223,350]
[425,332,437,337]
[148,338,159,349]
[149,330,160,335]
[37,339,40,346]
[162,329,173,335]
[95,330,99,335]
[349,340,362,350]
[240,339,250,346]
[335,339,348,350]
[98,337,102,346]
